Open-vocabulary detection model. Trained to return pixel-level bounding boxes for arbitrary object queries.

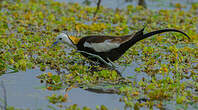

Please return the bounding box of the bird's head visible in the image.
[52,33,80,49]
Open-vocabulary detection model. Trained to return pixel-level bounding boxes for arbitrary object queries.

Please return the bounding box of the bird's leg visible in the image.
[76,50,113,67]
[106,58,118,69]
[106,58,122,76]
[76,50,122,76]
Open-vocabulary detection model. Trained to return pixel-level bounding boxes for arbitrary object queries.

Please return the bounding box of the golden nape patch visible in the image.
[69,36,80,45]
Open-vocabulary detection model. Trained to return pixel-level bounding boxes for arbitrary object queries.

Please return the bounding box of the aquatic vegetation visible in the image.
[0,0,198,109]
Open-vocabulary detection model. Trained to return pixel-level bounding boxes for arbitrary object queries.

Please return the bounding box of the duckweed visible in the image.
[0,0,198,109]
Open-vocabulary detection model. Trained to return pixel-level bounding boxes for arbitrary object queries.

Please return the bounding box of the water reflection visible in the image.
[0,69,126,109]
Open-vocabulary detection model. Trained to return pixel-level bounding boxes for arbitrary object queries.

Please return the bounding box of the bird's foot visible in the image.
[106,58,118,69]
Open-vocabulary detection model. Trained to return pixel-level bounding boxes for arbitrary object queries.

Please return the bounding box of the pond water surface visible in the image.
[0,0,197,109]
[55,0,197,10]
[0,64,143,109]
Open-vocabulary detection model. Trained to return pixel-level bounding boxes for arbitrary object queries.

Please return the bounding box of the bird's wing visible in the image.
[82,35,132,52]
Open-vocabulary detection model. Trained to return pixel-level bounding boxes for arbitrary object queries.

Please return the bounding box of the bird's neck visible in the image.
[69,36,80,45]
[66,35,80,49]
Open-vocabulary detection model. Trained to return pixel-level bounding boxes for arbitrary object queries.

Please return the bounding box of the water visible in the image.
[0,69,126,109]
[0,0,197,109]
[0,64,196,109]
[55,0,197,10]
[0,61,151,109]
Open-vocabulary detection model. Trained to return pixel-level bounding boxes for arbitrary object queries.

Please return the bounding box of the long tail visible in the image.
[132,28,190,43]
[120,28,190,56]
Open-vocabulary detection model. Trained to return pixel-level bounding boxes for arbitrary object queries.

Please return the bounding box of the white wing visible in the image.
[83,40,120,52]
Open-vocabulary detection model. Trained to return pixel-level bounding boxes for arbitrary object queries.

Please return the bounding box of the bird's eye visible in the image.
[59,38,62,40]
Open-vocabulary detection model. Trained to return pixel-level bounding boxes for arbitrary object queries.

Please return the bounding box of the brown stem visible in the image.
[138,0,147,8]
[93,0,101,17]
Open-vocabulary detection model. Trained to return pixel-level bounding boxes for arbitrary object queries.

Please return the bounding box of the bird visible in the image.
[52,27,190,67]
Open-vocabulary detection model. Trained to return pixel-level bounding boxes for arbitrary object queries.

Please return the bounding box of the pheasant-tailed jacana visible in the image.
[52,27,190,66]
